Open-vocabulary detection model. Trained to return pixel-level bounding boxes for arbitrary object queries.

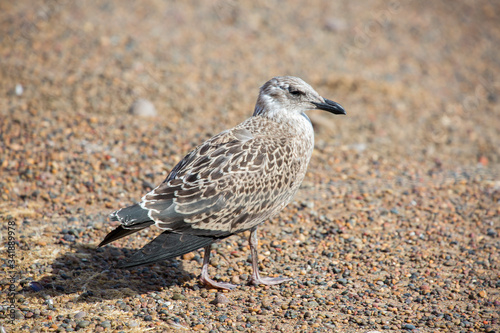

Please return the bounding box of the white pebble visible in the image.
[15,83,23,96]
[128,98,157,117]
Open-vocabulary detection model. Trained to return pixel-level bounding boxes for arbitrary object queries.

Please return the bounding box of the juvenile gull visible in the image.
[99,76,345,290]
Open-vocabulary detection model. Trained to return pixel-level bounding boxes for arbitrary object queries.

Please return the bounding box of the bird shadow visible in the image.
[22,242,203,303]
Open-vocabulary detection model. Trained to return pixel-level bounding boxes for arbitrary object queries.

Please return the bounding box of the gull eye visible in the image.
[289,89,304,96]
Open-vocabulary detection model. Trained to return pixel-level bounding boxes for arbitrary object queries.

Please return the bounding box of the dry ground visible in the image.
[0,0,499,332]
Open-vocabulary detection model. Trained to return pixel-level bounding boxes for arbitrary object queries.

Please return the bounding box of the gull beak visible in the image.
[311,98,346,115]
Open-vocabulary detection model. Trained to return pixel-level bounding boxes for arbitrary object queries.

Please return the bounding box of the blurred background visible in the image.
[2,0,499,160]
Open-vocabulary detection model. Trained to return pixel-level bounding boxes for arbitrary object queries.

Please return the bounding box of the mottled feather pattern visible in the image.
[142,116,314,234]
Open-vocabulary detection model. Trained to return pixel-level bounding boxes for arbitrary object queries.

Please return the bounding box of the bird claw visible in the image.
[200,276,236,290]
[250,276,291,286]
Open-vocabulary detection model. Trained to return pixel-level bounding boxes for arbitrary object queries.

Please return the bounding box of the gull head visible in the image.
[253,76,345,120]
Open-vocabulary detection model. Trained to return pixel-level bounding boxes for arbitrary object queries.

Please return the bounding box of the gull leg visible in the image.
[249,227,291,286]
[199,245,236,290]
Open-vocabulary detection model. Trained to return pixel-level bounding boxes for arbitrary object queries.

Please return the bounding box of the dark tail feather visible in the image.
[111,203,151,226]
[117,232,216,268]
[99,203,155,247]
[98,224,154,247]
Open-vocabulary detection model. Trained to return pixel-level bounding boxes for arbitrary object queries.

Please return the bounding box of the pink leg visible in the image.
[199,245,236,290]
[249,227,291,286]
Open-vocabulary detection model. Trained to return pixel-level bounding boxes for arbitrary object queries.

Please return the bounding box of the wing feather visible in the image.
[138,122,299,235]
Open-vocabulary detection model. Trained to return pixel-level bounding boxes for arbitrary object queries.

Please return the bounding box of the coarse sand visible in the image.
[0,1,499,332]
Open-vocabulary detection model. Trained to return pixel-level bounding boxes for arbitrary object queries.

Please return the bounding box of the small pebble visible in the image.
[247,316,258,323]
[76,320,90,328]
[128,99,157,117]
[210,293,229,305]
[15,83,23,96]
[486,228,497,237]
[63,234,76,242]
[29,281,43,292]
[172,293,186,300]
[74,312,86,320]
[403,324,416,330]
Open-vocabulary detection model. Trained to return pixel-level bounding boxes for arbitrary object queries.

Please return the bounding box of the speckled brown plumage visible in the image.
[99,76,345,290]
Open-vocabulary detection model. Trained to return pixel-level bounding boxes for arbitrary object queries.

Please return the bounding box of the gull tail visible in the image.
[98,203,155,247]
[110,203,151,225]
[98,224,153,247]
[117,231,217,268]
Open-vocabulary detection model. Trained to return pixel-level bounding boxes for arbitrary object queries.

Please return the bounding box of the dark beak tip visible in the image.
[312,99,346,115]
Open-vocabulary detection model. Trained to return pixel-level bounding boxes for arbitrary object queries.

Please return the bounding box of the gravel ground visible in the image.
[1,0,499,332]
